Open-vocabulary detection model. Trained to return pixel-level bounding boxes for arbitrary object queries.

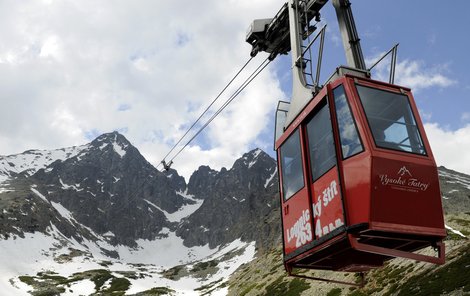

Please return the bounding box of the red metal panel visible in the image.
[339,153,371,226]
[282,187,314,255]
[311,168,345,239]
[370,156,445,231]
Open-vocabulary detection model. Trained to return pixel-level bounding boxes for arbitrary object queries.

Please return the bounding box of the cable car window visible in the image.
[333,85,363,159]
[306,100,337,181]
[280,129,305,200]
[357,85,426,155]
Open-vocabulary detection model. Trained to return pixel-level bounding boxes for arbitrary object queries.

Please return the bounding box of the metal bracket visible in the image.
[348,234,445,265]
[161,160,173,171]
[367,43,399,84]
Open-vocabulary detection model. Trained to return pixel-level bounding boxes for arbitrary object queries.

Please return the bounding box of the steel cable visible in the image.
[157,56,254,170]
[165,57,271,167]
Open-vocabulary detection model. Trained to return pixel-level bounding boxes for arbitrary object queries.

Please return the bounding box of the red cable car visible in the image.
[276,71,445,281]
[247,0,445,284]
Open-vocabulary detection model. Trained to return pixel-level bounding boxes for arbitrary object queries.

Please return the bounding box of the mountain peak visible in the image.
[93,131,129,144]
[233,148,273,170]
[90,132,131,158]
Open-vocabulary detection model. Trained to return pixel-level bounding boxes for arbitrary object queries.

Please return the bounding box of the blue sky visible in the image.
[0,0,468,180]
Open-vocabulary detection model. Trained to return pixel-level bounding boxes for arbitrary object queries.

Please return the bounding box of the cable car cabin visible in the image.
[275,73,446,275]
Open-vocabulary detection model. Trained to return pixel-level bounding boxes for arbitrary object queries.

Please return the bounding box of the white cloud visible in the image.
[395,60,456,92]
[424,123,470,175]
[39,35,63,61]
[0,0,286,180]
[461,112,470,122]
[366,53,456,92]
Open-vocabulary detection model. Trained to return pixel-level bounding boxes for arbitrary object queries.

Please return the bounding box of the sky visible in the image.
[0,0,469,181]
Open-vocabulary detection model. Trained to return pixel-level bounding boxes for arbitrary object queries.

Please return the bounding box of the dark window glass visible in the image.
[306,101,337,181]
[333,85,363,158]
[280,129,304,200]
[357,85,426,155]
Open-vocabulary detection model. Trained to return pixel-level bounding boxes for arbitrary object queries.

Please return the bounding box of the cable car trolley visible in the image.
[247,0,446,285]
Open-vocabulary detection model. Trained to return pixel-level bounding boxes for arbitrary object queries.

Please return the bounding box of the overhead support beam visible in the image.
[332,0,366,70]
[246,0,367,129]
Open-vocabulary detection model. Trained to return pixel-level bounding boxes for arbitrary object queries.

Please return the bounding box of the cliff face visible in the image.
[178,148,280,249]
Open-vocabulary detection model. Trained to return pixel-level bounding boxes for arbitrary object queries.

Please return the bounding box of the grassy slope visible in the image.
[227,214,470,296]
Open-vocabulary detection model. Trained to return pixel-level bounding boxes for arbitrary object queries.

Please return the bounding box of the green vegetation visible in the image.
[263,276,310,296]
[18,276,35,285]
[99,260,113,267]
[55,248,91,263]
[161,259,222,282]
[84,269,113,290]
[194,278,227,296]
[134,287,175,295]
[31,287,66,296]
[101,277,131,295]
[239,283,258,296]
[161,265,185,280]
[347,290,368,296]
[327,287,342,296]
[19,274,67,296]
[191,260,218,272]
[18,268,134,295]
[394,244,470,295]
[449,218,470,236]
[115,270,144,280]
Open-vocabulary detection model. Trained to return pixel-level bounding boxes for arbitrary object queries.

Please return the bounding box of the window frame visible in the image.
[279,128,305,201]
[355,83,427,156]
[332,84,364,160]
[305,98,337,182]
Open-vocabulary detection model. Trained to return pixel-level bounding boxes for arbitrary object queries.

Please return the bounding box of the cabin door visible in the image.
[305,98,345,240]
[279,128,313,255]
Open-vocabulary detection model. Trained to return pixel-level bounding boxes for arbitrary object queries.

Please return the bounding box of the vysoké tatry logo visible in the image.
[379,166,429,192]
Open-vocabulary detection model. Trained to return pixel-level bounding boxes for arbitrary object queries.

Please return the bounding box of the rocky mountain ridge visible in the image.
[0,131,280,295]
[0,132,280,250]
[178,148,279,249]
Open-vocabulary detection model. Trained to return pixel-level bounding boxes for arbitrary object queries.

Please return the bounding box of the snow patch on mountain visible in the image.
[30,186,49,203]
[0,180,12,193]
[445,224,466,238]
[112,142,126,158]
[59,178,83,191]
[248,149,262,168]
[1,224,256,296]
[0,144,89,184]
[144,196,204,223]
[117,228,214,267]
[0,224,102,295]
[265,168,277,188]
[439,169,470,189]
[50,201,76,224]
